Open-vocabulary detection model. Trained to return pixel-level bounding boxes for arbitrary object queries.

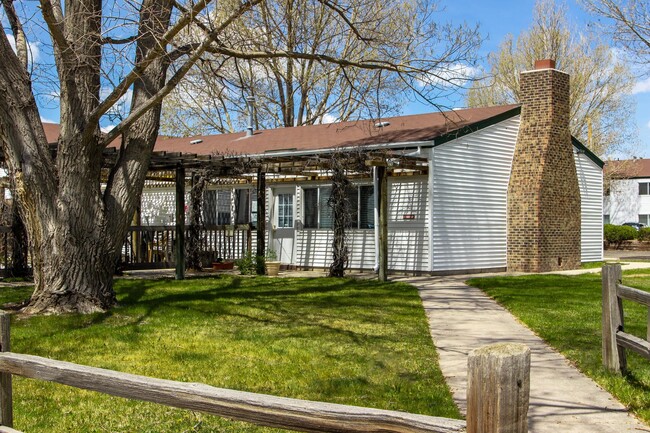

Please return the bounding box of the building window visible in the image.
[303,185,374,229]
[235,189,257,226]
[203,190,231,225]
[277,194,293,228]
[639,215,650,226]
[603,214,610,225]
[639,182,650,195]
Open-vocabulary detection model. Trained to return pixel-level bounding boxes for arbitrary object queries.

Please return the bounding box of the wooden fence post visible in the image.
[467,343,530,433]
[602,264,626,373]
[0,312,12,427]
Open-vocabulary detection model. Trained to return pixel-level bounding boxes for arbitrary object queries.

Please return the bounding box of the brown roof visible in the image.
[42,122,60,143]
[40,105,520,169]
[605,159,650,179]
[153,105,520,156]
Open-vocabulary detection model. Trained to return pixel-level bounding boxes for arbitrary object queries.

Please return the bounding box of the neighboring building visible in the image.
[140,59,604,273]
[603,159,650,226]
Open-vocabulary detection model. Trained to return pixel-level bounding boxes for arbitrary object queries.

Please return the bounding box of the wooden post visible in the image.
[377,166,388,282]
[602,264,626,373]
[175,166,186,280]
[0,312,12,428]
[647,308,650,343]
[256,168,266,259]
[467,343,530,433]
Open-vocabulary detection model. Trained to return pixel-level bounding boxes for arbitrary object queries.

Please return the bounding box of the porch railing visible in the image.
[120,224,252,270]
[0,224,252,275]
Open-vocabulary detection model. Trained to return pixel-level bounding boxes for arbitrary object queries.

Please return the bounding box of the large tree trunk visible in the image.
[0,0,172,314]
[26,222,117,314]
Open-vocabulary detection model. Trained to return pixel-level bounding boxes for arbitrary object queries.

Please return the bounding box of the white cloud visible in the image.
[101,125,116,133]
[40,116,57,124]
[647,119,650,129]
[5,33,40,63]
[417,63,480,88]
[632,77,650,95]
[320,114,337,124]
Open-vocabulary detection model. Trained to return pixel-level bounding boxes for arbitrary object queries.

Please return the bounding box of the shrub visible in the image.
[603,224,637,249]
[638,227,650,243]
[235,252,256,275]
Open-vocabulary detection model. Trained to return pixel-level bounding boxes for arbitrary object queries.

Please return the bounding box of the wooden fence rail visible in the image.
[602,263,650,373]
[0,312,530,433]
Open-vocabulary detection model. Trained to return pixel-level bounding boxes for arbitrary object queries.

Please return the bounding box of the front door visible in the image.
[270,188,295,264]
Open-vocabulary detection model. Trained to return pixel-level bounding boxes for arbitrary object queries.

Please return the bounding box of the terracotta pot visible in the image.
[212,261,235,271]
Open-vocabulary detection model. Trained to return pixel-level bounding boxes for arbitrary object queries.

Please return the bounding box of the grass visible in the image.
[3,275,459,432]
[467,269,650,424]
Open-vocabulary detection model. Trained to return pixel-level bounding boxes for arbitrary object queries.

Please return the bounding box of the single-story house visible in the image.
[603,158,650,226]
[140,58,604,274]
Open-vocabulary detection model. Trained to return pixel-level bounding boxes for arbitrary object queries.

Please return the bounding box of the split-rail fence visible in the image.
[0,312,531,433]
[602,263,650,373]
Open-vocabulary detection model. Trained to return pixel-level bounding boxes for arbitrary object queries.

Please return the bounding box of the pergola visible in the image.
[109,146,429,281]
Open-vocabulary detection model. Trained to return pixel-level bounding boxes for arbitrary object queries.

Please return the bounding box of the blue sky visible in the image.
[408,0,650,158]
[4,0,649,158]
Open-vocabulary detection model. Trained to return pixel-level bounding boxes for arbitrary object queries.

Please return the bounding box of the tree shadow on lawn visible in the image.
[58,276,423,347]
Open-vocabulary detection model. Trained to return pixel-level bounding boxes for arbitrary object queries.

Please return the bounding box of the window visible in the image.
[639,182,650,195]
[359,186,375,229]
[216,190,232,225]
[235,189,257,226]
[303,188,319,228]
[603,214,610,225]
[640,215,650,226]
[303,185,374,229]
[203,190,231,225]
[277,194,293,228]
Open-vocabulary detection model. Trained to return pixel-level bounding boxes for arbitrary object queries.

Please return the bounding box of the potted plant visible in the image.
[264,249,281,276]
[212,257,235,271]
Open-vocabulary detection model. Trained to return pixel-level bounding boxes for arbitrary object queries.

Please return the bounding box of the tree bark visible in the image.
[0,0,173,314]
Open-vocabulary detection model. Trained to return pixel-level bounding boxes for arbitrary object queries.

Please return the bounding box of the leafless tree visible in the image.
[161,0,483,135]
[467,0,636,157]
[0,0,482,314]
[582,0,649,67]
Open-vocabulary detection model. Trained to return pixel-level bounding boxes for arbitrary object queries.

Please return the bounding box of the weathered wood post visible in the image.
[0,312,12,427]
[602,263,626,373]
[175,165,186,280]
[467,343,530,433]
[377,166,388,282]
[256,168,266,260]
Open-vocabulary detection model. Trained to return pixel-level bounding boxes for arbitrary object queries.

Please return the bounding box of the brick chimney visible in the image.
[507,59,581,272]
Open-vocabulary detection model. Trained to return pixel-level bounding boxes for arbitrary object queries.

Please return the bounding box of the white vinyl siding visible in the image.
[430,117,519,272]
[575,151,603,262]
[294,230,376,269]
[293,177,429,271]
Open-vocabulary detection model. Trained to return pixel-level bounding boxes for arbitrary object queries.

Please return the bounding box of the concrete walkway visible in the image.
[396,269,650,433]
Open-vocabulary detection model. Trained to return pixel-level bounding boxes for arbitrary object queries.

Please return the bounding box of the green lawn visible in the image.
[3,275,459,432]
[467,269,650,424]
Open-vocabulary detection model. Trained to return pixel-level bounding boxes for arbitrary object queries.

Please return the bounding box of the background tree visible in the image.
[467,0,635,157]
[0,0,482,314]
[160,0,480,135]
[582,0,649,67]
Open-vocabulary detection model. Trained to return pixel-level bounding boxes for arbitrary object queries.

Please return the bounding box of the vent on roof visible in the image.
[375,121,390,128]
[190,139,203,145]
